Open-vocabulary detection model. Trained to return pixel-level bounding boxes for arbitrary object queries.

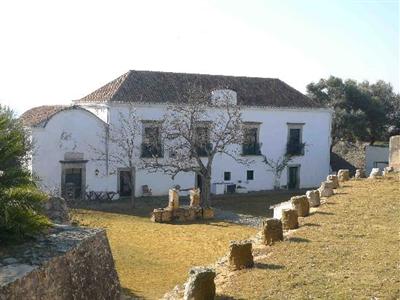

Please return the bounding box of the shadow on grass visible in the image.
[71,196,173,218]
[254,262,285,270]
[287,237,310,243]
[302,223,321,227]
[121,287,143,299]
[324,201,337,205]
[334,192,348,195]
[311,211,335,216]
[71,189,314,220]
[216,295,244,300]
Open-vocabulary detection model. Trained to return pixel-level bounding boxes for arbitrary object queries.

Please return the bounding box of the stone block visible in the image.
[290,195,310,217]
[355,169,366,179]
[262,218,283,245]
[151,209,163,223]
[319,180,334,197]
[202,208,214,220]
[338,169,350,182]
[369,168,382,178]
[306,190,320,207]
[161,209,173,222]
[186,208,197,221]
[43,197,70,224]
[327,175,339,189]
[189,188,201,207]
[281,209,299,230]
[173,208,187,222]
[228,240,254,270]
[383,166,394,176]
[168,188,180,210]
[193,207,203,219]
[0,226,121,300]
[183,267,216,300]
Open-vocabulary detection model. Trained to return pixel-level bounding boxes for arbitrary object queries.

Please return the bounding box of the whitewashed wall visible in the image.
[31,103,331,198]
[365,145,389,174]
[32,108,111,194]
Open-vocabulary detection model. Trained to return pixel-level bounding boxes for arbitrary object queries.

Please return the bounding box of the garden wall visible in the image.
[0,225,120,300]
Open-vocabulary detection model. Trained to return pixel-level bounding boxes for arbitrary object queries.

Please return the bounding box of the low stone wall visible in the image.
[151,188,214,223]
[0,225,120,300]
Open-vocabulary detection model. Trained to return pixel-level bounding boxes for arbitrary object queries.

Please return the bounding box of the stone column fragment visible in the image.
[291,195,310,217]
[281,209,299,230]
[327,175,339,189]
[306,190,320,207]
[318,181,334,197]
[262,218,283,245]
[338,169,350,182]
[183,267,216,300]
[228,240,254,270]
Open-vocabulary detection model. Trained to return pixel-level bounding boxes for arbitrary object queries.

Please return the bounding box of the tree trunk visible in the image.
[130,167,136,208]
[200,173,212,208]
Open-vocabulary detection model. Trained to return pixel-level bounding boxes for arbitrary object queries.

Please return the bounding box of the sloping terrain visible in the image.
[217,175,400,299]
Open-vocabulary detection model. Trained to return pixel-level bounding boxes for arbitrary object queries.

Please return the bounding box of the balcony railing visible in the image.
[286,142,305,156]
[242,143,261,156]
[195,143,213,157]
[141,143,163,158]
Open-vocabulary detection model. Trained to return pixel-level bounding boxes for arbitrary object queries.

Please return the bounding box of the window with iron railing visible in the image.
[286,127,304,156]
[286,142,305,156]
[242,143,261,155]
[141,143,163,158]
[242,127,261,155]
[141,125,163,158]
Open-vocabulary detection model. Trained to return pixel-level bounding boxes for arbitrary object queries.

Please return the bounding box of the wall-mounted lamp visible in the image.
[95,169,99,176]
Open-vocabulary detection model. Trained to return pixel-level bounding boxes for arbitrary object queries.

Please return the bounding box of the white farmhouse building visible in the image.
[21,70,332,200]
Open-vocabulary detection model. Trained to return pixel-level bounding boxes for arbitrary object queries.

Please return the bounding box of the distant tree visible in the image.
[143,86,246,208]
[307,76,399,146]
[91,104,141,208]
[0,105,49,242]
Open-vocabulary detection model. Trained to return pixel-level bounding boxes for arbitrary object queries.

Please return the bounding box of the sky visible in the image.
[0,0,398,115]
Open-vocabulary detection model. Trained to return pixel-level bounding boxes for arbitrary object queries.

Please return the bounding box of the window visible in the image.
[141,124,163,158]
[242,125,261,155]
[286,124,304,156]
[246,170,254,180]
[195,125,212,157]
[224,171,231,181]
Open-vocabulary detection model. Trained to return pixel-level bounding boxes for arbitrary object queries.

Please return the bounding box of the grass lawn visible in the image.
[217,175,400,299]
[71,196,261,299]
[212,189,308,217]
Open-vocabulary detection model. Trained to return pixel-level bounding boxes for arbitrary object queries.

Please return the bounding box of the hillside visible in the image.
[216,175,400,299]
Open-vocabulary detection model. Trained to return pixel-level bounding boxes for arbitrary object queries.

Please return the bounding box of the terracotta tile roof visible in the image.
[75,70,321,108]
[20,105,67,127]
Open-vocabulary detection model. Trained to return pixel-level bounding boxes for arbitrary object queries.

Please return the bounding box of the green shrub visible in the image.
[0,185,51,243]
[0,105,51,243]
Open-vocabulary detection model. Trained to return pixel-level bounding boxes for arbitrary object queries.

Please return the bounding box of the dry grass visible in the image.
[71,208,257,299]
[217,176,400,299]
[212,189,308,217]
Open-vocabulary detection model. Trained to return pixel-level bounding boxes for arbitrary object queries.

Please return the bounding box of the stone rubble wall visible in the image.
[0,226,120,300]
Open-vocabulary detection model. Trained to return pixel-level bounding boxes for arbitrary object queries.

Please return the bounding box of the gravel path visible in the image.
[214,208,264,228]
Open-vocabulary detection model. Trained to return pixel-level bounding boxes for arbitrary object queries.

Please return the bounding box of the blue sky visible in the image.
[0,0,398,114]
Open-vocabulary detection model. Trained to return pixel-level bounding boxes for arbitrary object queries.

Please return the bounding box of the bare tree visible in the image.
[143,85,246,207]
[91,104,141,208]
[262,154,293,190]
[261,142,306,189]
